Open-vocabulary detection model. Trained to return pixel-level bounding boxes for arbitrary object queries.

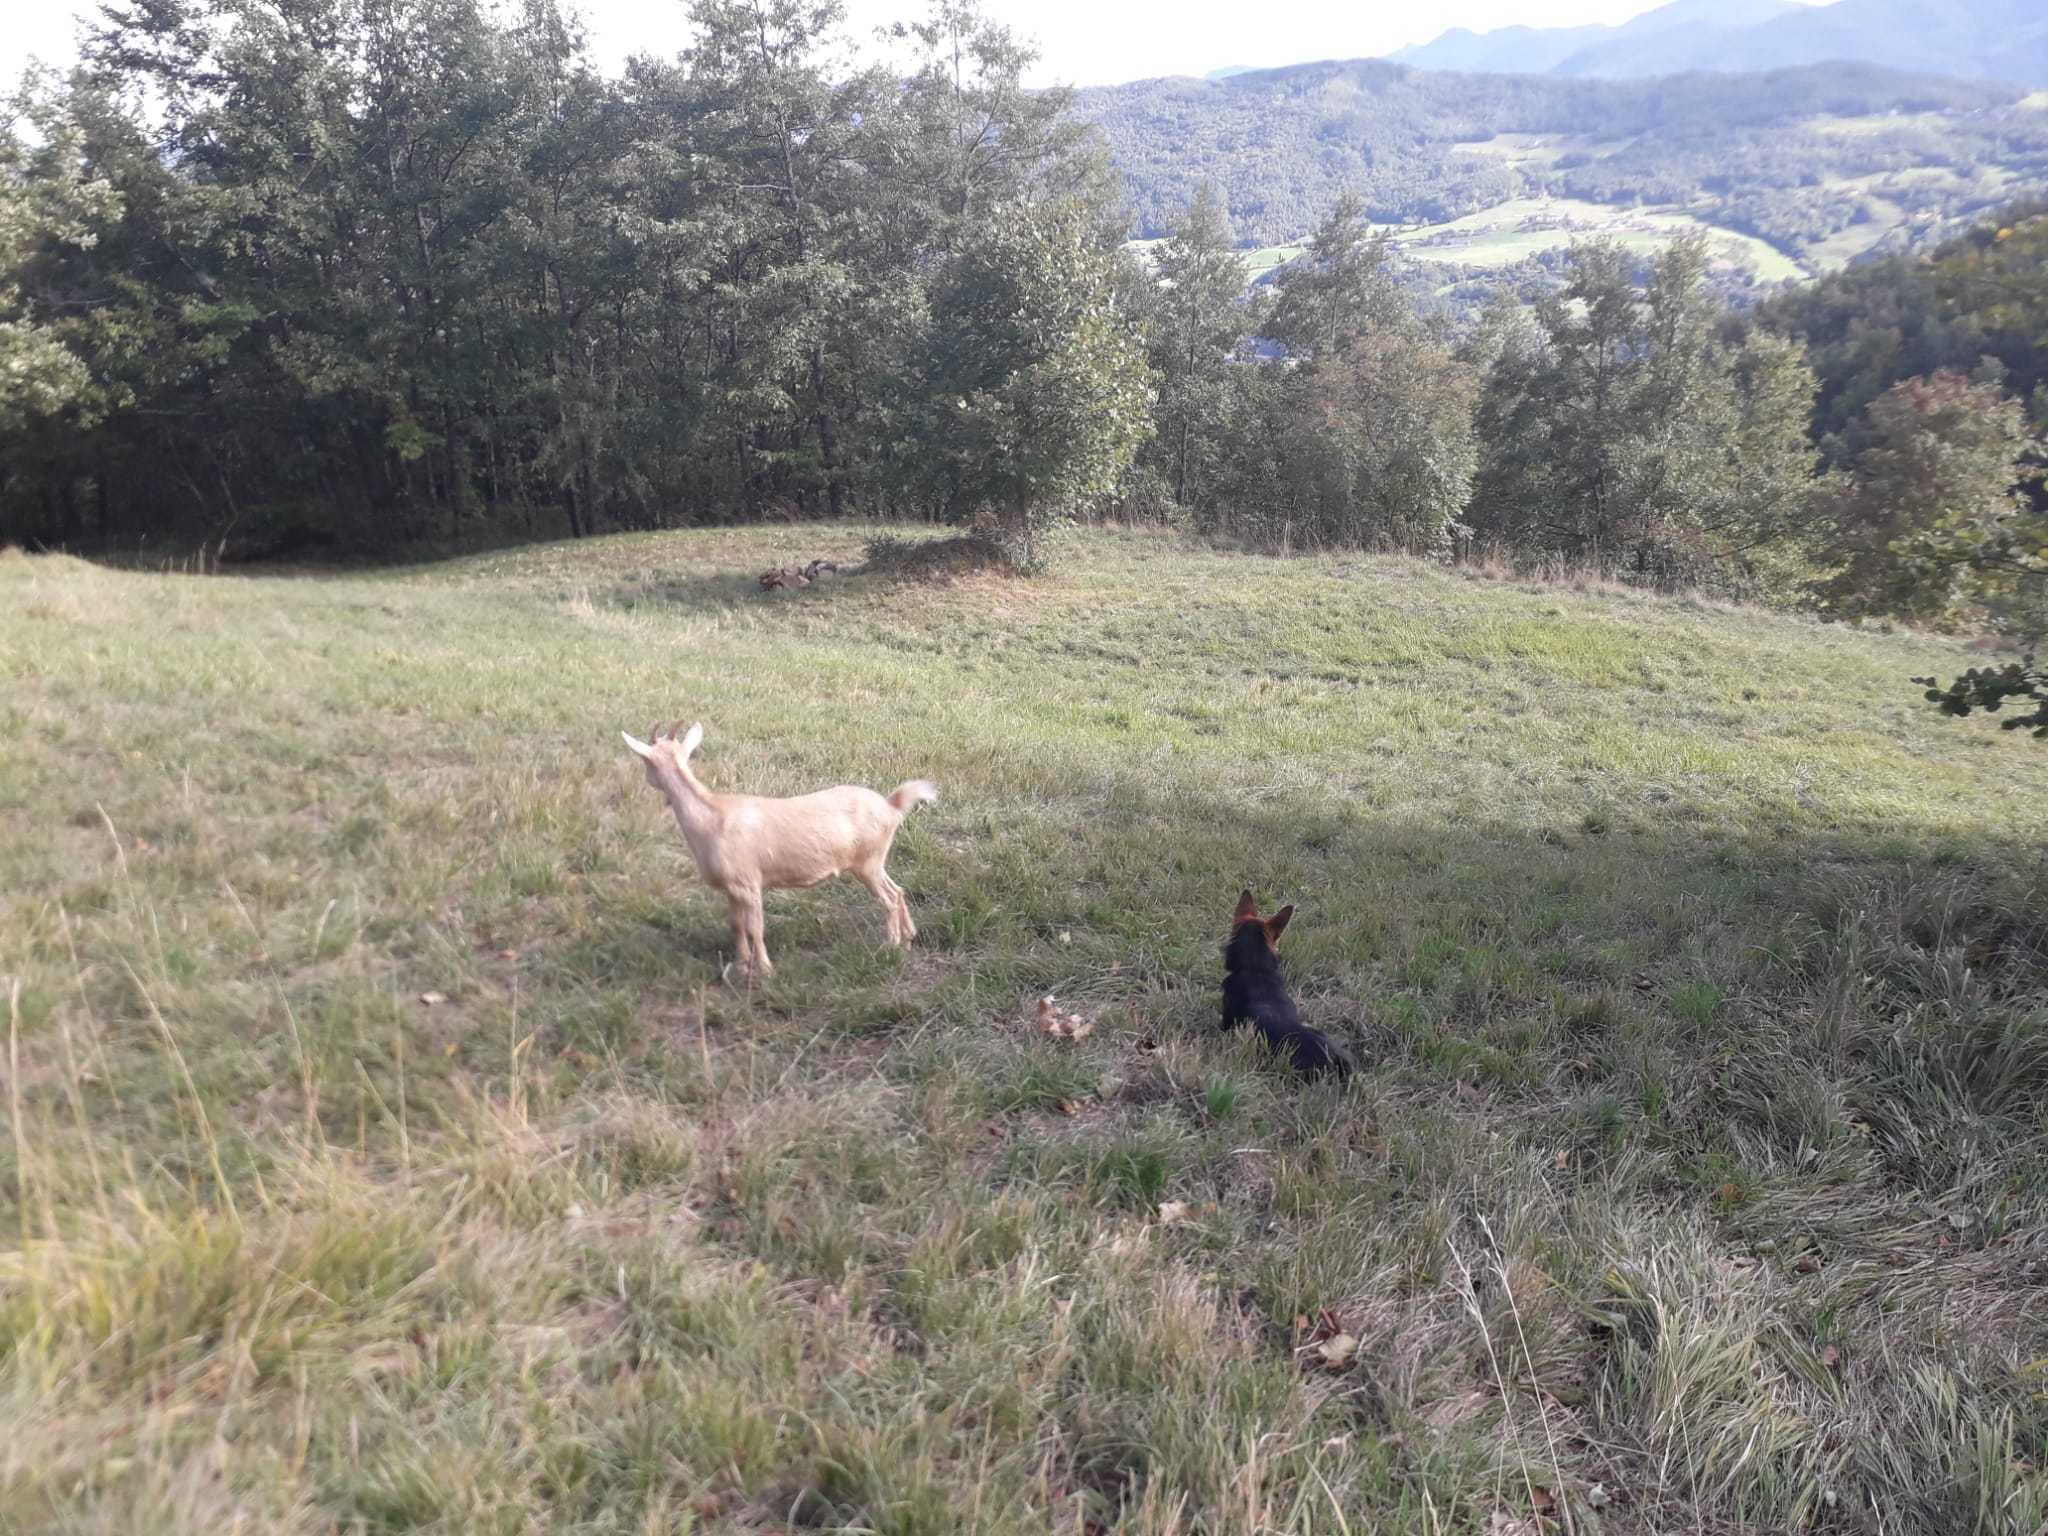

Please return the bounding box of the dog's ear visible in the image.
[1233,889,1260,926]
[1264,905,1295,944]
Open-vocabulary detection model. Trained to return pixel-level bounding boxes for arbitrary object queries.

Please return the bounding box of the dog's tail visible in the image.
[888,779,939,814]
[1291,1025,1355,1081]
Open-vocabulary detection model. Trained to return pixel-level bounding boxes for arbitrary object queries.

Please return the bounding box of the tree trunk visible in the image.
[813,344,848,518]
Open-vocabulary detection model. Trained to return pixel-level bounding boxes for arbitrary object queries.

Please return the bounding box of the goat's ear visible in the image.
[622,731,657,760]
[680,722,704,761]
[1264,905,1295,944]
[1233,889,1259,926]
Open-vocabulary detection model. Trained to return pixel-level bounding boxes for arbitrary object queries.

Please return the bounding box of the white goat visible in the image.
[622,722,937,978]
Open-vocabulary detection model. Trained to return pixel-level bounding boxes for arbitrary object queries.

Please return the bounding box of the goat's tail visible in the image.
[888,779,939,814]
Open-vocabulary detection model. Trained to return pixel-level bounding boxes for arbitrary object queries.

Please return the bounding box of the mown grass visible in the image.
[4,525,2047,1534]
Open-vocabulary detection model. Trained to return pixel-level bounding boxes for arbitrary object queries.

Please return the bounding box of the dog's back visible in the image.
[1221,892,1352,1079]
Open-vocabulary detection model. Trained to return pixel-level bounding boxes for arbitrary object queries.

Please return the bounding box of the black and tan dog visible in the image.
[1221,890,1353,1079]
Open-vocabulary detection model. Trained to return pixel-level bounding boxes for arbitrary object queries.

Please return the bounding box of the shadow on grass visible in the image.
[568,767,2048,1166]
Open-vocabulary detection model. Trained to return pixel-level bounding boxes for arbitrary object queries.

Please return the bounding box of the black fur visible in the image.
[1221,924,1352,1079]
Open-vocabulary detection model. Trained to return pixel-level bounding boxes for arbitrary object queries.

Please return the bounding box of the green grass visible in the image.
[5,526,2048,1533]
[1123,238,1307,287]
[1242,244,1308,281]
[1385,197,1810,284]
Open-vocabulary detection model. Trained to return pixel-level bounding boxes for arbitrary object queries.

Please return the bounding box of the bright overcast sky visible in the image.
[2,0,1832,92]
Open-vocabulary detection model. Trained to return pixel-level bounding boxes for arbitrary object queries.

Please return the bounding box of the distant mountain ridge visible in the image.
[1391,0,2048,86]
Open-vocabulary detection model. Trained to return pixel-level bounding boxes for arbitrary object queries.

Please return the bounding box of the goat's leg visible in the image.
[858,861,913,946]
[743,895,773,976]
[886,872,915,945]
[724,893,756,977]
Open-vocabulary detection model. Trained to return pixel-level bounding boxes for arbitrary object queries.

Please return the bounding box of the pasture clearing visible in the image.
[3,526,2046,1533]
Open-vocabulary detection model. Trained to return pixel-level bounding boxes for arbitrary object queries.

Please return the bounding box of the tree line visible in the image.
[2,0,2044,639]
[0,0,1139,557]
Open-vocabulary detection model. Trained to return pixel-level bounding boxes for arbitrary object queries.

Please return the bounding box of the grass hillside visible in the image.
[4,528,2047,1534]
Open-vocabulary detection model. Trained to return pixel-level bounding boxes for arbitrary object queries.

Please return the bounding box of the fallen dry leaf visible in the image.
[1530,1485,1556,1513]
[1156,1200,1192,1225]
[1036,995,1095,1040]
[1314,1332,1358,1369]
[418,991,447,1006]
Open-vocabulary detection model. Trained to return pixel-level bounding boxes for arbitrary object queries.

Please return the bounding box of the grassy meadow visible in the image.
[3,527,2047,1534]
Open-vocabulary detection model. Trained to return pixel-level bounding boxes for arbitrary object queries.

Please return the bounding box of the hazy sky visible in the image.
[1,0,1833,91]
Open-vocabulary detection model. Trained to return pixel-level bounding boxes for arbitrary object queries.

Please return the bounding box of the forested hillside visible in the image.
[4,0,2045,649]
[1072,58,2048,253]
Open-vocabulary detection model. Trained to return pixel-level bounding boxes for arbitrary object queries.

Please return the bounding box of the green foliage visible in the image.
[1935,207,2048,351]
[0,83,123,445]
[1123,188,1477,555]
[1141,183,1248,511]
[1222,330,1479,555]
[1468,236,1824,589]
[0,0,1110,553]
[1816,370,2045,624]
[1263,194,1404,362]
[1758,204,2048,458]
[920,201,1155,564]
[1916,657,2048,736]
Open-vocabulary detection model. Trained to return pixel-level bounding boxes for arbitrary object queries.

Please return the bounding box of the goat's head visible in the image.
[1230,889,1294,952]
[622,721,704,788]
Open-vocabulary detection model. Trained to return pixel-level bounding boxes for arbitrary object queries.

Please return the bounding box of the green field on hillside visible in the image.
[1123,238,1307,285]
[4,529,2046,1533]
[1384,196,1811,284]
